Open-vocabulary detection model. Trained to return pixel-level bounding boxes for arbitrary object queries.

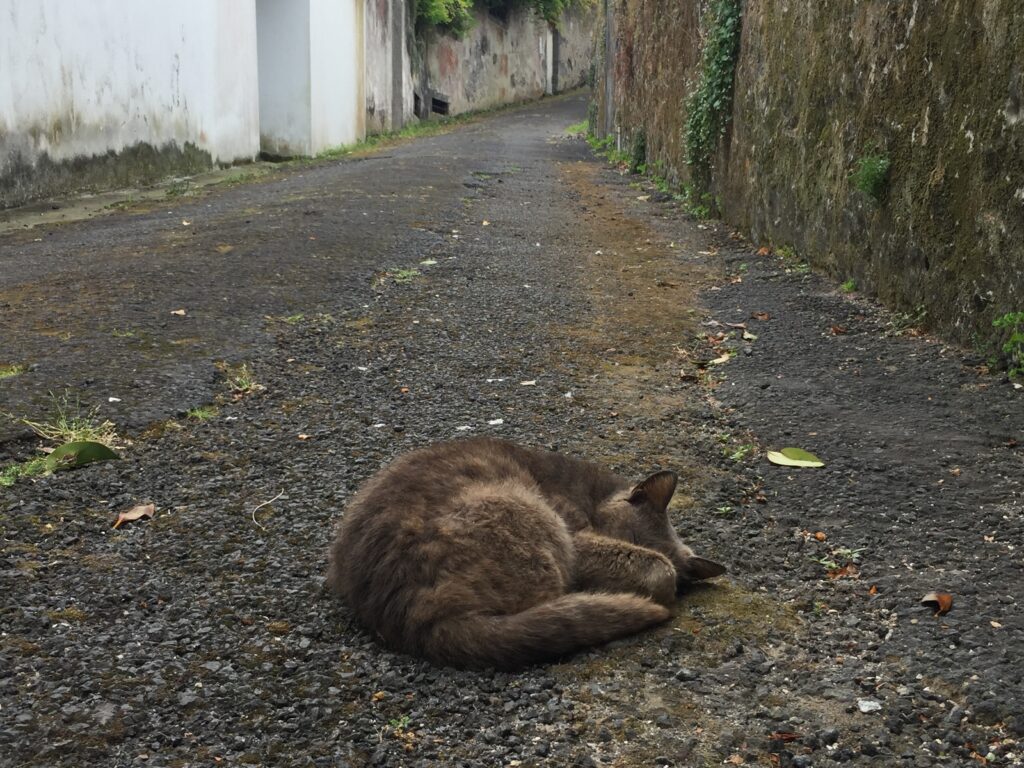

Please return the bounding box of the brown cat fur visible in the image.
[326,437,725,670]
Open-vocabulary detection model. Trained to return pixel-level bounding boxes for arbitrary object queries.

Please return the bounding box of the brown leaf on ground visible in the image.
[770,732,801,742]
[757,246,771,256]
[828,563,860,580]
[921,591,953,616]
[112,503,155,529]
[868,584,879,596]
[830,325,848,335]
[372,691,387,702]
[752,311,771,321]
[814,531,827,542]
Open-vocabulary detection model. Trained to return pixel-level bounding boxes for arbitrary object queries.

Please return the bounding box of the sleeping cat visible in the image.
[326,437,725,670]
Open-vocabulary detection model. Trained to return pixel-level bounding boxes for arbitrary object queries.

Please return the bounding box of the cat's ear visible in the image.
[627,470,678,511]
[679,555,727,581]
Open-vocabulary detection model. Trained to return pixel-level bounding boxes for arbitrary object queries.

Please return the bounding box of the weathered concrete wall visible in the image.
[419,8,594,118]
[364,0,414,133]
[595,1,1024,346]
[555,10,597,93]
[420,11,553,116]
[0,0,260,208]
[257,0,364,156]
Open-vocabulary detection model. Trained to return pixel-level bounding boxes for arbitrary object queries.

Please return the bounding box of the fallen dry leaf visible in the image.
[868,584,879,596]
[949,467,962,477]
[112,503,155,529]
[655,279,679,288]
[770,732,801,743]
[991,621,1003,629]
[757,246,771,256]
[215,244,234,255]
[297,434,311,440]
[371,691,387,702]
[830,325,848,335]
[708,353,731,366]
[921,591,954,616]
[814,531,827,542]
[170,309,187,316]
[752,311,771,321]
[828,562,860,580]
[400,387,410,394]
[726,755,744,766]
[725,322,747,330]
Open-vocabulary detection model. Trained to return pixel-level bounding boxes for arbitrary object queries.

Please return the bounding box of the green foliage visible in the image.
[416,0,475,34]
[0,363,27,379]
[993,311,1024,378]
[684,0,742,184]
[565,120,588,136]
[628,131,646,174]
[187,405,219,421]
[840,279,857,293]
[417,0,584,32]
[851,154,890,201]
[0,456,48,487]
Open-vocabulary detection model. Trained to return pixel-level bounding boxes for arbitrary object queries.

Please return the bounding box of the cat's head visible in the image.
[598,470,726,588]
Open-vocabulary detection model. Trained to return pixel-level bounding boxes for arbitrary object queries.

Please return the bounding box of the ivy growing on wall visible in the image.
[683,0,742,187]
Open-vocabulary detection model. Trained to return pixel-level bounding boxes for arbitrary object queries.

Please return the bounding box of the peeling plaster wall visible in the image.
[594,0,1024,345]
[0,0,260,208]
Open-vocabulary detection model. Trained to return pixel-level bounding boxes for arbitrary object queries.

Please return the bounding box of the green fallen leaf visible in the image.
[766,447,824,468]
[45,441,119,472]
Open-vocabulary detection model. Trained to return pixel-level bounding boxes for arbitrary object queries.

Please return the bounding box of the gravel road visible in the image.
[1,92,1021,767]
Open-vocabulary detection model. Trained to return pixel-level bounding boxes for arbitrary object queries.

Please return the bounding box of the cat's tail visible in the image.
[423,593,670,670]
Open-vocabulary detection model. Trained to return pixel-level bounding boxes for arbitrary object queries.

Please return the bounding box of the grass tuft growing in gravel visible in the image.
[187,405,219,421]
[9,391,118,447]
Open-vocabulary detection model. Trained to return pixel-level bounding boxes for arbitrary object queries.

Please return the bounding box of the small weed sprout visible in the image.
[224,363,264,397]
[392,268,421,284]
[14,392,118,447]
[0,363,27,379]
[840,279,857,293]
[187,405,219,422]
[851,154,890,202]
[0,392,119,486]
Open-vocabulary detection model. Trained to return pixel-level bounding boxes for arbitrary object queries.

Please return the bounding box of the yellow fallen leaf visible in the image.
[708,353,731,365]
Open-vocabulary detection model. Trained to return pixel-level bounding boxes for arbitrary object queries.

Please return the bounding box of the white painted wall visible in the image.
[0,0,260,167]
[310,0,364,149]
[257,0,364,156]
[256,0,312,156]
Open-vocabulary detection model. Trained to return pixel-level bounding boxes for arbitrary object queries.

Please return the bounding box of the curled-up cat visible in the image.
[326,437,725,670]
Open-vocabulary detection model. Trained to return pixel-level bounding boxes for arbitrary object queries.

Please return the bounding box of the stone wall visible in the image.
[595,0,1024,345]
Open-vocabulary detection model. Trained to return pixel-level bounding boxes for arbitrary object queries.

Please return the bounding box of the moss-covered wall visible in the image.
[595,0,1024,346]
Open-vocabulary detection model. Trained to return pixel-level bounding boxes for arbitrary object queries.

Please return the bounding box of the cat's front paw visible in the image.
[642,556,678,607]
